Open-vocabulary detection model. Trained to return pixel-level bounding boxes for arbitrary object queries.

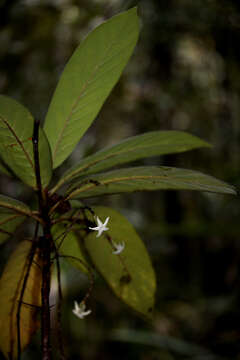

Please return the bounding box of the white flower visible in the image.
[89,216,109,237]
[72,301,91,319]
[112,240,125,255]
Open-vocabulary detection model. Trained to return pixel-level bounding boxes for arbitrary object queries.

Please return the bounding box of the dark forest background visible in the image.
[1,0,240,359]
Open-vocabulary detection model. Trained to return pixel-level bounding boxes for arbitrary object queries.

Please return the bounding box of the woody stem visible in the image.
[33,120,52,360]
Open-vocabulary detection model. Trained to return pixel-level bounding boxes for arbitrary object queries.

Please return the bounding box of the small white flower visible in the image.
[112,240,125,255]
[89,216,109,237]
[72,301,91,319]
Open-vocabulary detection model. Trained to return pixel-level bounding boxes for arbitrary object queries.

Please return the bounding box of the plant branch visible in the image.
[53,243,66,360]
[33,120,52,360]
[17,222,39,360]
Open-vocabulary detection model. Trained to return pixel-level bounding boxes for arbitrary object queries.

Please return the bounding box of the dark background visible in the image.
[0,0,240,359]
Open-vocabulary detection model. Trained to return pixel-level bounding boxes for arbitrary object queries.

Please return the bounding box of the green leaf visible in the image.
[0,157,13,177]
[0,194,41,241]
[0,241,42,359]
[0,163,10,176]
[0,211,25,244]
[44,7,140,168]
[52,222,89,275]
[53,131,211,191]
[0,194,35,218]
[84,206,156,316]
[67,166,237,199]
[0,95,52,188]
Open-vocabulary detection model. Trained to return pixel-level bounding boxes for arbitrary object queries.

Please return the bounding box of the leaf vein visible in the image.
[52,39,120,162]
[0,116,34,169]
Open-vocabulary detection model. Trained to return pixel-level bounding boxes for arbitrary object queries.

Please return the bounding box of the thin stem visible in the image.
[58,254,94,303]
[33,120,44,207]
[55,210,83,251]
[54,254,92,277]
[53,244,66,360]
[48,197,68,216]
[48,179,64,196]
[40,233,52,360]
[33,120,52,360]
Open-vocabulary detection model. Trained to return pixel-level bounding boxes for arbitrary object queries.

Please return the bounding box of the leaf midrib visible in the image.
[67,172,235,199]
[52,145,151,193]
[62,145,149,184]
[0,116,34,170]
[0,199,42,223]
[66,174,188,198]
[52,40,116,163]
[57,141,207,191]
[0,213,23,226]
[52,12,136,164]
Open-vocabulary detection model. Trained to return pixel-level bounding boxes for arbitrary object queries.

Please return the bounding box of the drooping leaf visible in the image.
[0,241,42,359]
[0,211,25,244]
[52,221,89,275]
[51,201,92,274]
[0,194,34,218]
[84,206,156,317]
[0,195,39,225]
[53,131,210,191]
[44,7,140,168]
[0,95,52,188]
[67,166,237,199]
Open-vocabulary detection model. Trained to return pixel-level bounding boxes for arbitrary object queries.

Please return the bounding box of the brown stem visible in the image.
[54,244,66,360]
[17,223,39,360]
[40,230,52,360]
[33,120,52,360]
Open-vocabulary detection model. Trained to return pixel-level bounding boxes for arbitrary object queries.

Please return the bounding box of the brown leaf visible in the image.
[0,241,42,359]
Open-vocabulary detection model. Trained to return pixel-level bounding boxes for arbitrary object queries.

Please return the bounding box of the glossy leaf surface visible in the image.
[0,95,52,188]
[85,206,156,317]
[67,166,237,199]
[54,131,210,190]
[44,7,139,168]
[0,241,41,359]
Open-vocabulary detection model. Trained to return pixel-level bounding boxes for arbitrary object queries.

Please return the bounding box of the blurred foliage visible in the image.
[1,0,240,359]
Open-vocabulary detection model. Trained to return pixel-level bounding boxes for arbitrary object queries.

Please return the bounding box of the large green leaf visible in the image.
[0,241,42,359]
[84,206,156,316]
[52,131,210,192]
[44,7,140,168]
[0,95,52,188]
[67,166,237,199]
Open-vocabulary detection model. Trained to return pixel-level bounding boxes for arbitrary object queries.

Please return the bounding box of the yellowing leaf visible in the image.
[0,241,42,359]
